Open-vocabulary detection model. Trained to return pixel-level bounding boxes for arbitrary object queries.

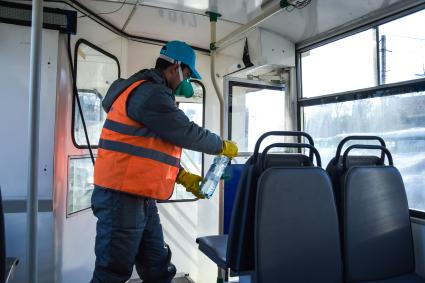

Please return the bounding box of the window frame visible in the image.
[296,5,425,217]
[67,83,207,212]
[66,154,96,217]
[192,79,206,179]
[158,79,207,203]
[72,38,121,149]
[226,78,286,157]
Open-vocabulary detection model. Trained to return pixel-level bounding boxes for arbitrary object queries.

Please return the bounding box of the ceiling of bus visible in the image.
[73,0,406,48]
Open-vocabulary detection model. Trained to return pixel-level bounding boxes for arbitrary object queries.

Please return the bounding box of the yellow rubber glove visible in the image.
[176,169,204,199]
[220,140,238,159]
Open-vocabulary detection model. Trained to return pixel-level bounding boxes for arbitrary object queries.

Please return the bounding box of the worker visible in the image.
[90,40,238,283]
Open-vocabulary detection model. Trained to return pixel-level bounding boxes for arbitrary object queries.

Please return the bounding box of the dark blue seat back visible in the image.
[225,131,317,273]
[327,155,382,212]
[223,165,244,235]
[255,168,342,283]
[226,157,257,272]
[343,166,415,282]
[226,154,313,272]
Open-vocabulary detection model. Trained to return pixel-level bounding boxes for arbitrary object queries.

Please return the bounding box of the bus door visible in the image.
[225,77,287,163]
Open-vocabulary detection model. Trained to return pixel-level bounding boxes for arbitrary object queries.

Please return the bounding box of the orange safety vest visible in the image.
[94,80,182,200]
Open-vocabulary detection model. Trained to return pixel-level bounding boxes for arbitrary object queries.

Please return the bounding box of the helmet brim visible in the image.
[189,66,202,80]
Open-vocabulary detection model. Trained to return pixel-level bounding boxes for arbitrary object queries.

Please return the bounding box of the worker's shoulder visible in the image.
[133,80,172,97]
[128,80,174,109]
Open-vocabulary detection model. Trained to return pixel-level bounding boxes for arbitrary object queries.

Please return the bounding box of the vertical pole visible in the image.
[207,11,226,283]
[375,27,381,86]
[381,35,387,85]
[27,1,43,282]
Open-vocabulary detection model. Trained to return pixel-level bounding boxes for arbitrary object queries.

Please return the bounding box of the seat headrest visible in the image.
[328,155,383,170]
[345,155,383,168]
[264,154,313,168]
[248,153,313,169]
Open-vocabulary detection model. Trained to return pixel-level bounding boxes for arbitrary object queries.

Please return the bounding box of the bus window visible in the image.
[74,89,104,146]
[228,80,285,156]
[67,156,94,215]
[168,80,205,201]
[300,8,425,211]
[73,39,120,148]
[378,9,425,84]
[301,29,377,98]
[303,91,425,210]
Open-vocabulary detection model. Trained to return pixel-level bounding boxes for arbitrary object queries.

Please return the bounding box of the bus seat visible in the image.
[254,144,342,283]
[341,145,424,282]
[0,188,19,283]
[197,132,316,275]
[226,153,314,273]
[196,165,242,268]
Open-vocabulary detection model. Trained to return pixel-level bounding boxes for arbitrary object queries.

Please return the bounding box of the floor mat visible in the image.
[173,277,194,283]
[128,276,193,283]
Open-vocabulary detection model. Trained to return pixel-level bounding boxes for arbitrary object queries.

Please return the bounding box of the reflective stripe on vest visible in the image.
[94,80,182,200]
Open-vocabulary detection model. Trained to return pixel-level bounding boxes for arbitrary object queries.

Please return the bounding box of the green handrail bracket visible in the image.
[210,42,217,51]
[206,11,222,22]
[280,0,292,8]
[206,11,222,51]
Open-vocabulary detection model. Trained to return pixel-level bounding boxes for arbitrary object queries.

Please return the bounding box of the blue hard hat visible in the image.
[160,41,202,80]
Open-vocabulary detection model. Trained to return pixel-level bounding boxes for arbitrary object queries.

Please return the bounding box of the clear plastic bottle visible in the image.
[200,155,230,199]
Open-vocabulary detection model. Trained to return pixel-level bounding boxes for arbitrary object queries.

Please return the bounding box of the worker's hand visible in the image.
[220,140,238,159]
[176,169,205,199]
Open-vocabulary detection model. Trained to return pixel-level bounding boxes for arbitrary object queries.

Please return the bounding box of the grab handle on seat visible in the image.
[260,143,322,171]
[253,131,314,163]
[342,144,393,172]
[334,136,386,165]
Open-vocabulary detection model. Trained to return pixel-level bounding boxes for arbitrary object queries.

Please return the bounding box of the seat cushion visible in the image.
[196,235,228,269]
[360,273,425,283]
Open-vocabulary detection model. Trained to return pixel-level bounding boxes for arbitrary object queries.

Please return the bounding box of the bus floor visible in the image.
[128,276,194,283]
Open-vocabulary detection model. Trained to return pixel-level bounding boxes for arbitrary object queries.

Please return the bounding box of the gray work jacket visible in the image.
[102,69,222,155]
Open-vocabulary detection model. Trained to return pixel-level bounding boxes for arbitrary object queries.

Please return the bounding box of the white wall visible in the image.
[0,24,58,199]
